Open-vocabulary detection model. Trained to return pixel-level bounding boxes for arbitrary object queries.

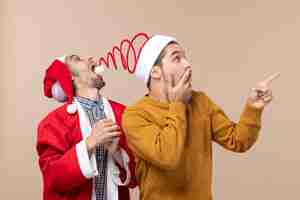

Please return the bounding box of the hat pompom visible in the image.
[51,81,67,102]
[66,103,77,114]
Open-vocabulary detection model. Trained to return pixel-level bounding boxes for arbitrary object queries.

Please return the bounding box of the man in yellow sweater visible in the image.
[121,35,279,200]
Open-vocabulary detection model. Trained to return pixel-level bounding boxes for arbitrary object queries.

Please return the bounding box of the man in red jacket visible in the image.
[37,55,137,200]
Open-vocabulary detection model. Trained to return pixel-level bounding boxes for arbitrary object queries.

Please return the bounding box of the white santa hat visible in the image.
[135,35,176,83]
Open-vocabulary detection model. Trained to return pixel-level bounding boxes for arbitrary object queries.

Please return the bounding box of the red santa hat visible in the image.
[43,56,105,104]
[43,56,73,103]
[99,33,176,84]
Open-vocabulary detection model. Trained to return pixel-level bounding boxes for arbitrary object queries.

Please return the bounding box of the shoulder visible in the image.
[107,99,126,111]
[123,96,150,115]
[191,90,217,114]
[37,103,78,132]
[191,90,209,104]
[105,99,128,124]
[122,96,162,125]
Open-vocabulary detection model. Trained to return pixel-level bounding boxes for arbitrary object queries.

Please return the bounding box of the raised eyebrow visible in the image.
[170,50,181,57]
[170,50,186,59]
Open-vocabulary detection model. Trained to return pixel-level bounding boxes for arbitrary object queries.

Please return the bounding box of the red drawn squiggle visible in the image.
[98,32,150,74]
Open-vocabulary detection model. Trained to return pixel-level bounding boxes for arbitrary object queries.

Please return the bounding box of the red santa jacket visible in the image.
[37,98,137,200]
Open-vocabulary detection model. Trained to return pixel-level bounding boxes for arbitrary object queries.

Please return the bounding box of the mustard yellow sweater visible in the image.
[122,91,262,200]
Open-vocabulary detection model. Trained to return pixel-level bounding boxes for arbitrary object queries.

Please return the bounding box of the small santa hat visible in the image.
[43,56,73,103]
[135,35,176,83]
[43,55,105,104]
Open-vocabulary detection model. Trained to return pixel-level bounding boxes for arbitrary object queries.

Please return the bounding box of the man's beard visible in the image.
[93,78,106,90]
[96,81,106,90]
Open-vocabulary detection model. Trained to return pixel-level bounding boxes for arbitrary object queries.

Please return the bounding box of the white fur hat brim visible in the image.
[135,35,176,83]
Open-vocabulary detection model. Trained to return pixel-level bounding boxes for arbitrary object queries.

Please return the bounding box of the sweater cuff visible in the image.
[240,104,263,127]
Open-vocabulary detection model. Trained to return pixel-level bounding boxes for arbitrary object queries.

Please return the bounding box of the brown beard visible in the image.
[95,80,106,90]
[90,76,106,90]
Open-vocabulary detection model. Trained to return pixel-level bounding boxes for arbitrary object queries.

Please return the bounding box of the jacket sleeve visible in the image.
[37,117,96,193]
[109,101,138,188]
[113,132,138,188]
[122,102,187,171]
[208,95,263,152]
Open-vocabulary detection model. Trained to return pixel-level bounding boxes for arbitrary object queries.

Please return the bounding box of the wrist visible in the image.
[85,136,96,154]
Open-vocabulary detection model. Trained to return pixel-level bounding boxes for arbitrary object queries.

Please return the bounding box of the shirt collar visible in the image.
[75,96,104,110]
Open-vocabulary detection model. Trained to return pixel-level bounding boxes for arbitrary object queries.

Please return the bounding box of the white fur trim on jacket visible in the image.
[74,97,132,200]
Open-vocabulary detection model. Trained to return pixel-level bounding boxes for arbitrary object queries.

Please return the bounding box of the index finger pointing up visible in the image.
[260,72,280,86]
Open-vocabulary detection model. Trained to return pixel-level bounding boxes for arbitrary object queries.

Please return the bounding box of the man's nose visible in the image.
[183,58,191,70]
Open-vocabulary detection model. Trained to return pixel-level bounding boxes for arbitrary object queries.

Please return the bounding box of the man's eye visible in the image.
[174,56,180,62]
[91,64,96,72]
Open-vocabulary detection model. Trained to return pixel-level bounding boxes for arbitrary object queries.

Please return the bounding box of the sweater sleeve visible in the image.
[208,95,263,152]
[122,102,187,171]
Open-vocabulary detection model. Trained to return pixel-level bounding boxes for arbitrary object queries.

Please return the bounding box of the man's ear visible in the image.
[150,65,162,80]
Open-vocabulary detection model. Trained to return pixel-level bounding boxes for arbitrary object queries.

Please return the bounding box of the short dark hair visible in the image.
[146,41,177,89]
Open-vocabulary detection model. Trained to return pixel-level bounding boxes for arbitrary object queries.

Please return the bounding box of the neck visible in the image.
[148,82,168,103]
[76,87,101,101]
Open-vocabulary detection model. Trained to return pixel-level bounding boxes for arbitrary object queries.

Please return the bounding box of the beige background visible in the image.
[1,0,299,199]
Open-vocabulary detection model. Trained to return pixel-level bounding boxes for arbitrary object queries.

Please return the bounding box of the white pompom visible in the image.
[51,81,67,102]
[66,103,77,114]
[94,65,105,75]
